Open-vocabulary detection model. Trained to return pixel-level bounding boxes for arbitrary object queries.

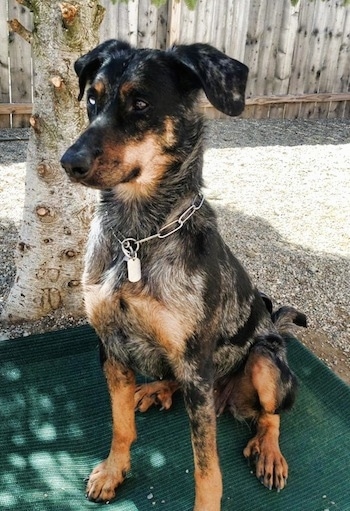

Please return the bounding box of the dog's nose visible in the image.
[60,147,91,180]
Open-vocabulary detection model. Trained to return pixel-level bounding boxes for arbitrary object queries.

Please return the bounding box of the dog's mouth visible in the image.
[62,158,144,192]
[61,149,121,189]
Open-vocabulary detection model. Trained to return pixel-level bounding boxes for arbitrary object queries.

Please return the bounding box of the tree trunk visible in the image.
[2,0,105,321]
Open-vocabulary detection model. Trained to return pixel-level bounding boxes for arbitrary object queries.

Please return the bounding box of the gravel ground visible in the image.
[0,119,349,384]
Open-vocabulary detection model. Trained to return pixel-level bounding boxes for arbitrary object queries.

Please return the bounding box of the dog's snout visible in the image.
[60,147,91,180]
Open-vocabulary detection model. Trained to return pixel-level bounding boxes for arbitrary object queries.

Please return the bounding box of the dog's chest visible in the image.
[84,253,203,377]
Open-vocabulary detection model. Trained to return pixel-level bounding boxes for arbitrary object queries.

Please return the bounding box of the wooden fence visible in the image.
[1,0,350,127]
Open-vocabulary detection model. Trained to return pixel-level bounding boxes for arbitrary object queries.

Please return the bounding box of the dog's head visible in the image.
[61,40,248,197]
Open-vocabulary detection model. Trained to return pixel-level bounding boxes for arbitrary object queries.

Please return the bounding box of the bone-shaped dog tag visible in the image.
[127,256,141,282]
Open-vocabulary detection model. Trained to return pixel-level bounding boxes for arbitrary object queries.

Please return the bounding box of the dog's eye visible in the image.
[87,95,96,106]
[133,99,149,112]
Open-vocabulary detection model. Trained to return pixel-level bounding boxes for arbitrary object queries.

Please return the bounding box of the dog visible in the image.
[60,40,306,511]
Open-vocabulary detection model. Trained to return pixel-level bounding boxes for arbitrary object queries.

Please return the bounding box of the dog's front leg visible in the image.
[183,381,222,511]
[86,358,136,503]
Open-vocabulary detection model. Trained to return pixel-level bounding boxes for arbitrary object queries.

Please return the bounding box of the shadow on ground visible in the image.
[206,118,350,148]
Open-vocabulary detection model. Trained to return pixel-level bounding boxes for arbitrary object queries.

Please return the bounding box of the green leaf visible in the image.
[151,0,168,6]
[184,0,198,9]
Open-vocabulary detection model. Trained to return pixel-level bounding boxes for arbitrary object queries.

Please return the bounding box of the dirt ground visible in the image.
[0,119,349,384]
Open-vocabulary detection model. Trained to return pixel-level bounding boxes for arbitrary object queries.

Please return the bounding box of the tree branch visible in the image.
[8,19,33,44]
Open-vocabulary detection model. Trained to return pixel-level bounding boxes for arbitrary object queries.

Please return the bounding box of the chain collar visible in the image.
[116,193,204,259]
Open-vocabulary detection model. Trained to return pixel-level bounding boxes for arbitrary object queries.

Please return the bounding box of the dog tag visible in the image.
[127,256,141,282]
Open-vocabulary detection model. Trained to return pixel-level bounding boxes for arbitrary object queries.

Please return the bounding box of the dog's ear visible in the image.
[74,39,132,101]
[171,43,248,116]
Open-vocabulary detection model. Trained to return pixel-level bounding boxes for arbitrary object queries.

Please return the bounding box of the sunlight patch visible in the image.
[150,451,166,468]
[0,492,17,507]
[35,423,57,442]
[8,453,27,469]
[1,362,21,381]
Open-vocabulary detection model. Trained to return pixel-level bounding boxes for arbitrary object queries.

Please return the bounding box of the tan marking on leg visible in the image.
[192,407,222,511]
[214,351,279,419]
[242,354,288,491]
[86,360,136,502]
[249,354,280,413]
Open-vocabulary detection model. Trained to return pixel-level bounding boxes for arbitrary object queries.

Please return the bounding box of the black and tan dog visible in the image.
[61,40,306,511]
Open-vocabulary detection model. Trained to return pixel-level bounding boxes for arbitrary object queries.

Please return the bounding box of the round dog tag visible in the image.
[127,257,141,282]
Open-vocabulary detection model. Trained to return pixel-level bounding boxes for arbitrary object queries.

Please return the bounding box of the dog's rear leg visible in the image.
[244,413,287,491]
[183,381,222,511]
[134,380,180,412]
[86,358,136,503]
[242,351,294,491]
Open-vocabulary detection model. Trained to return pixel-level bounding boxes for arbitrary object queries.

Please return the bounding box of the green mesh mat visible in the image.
[1,325,349,511]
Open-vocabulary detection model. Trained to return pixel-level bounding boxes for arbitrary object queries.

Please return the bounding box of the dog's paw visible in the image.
[85,459,127,503]
[134,381,179,412]
[243,437,288,491]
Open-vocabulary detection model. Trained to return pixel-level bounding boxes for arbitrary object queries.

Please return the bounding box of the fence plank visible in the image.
[269,1,299,119]
[258,0,285,118]
[8,0,33,127]
[302,0,331,118]
[0,103,32,114]
[0,1,10,127]
[99,0,138,46]
[193,0,211,43]
[222,0,250,61]
[167,0,182,46]
[243,0,269,118]
[137,0,167,48]
[329,7,350,119]
[286,0,317,119]
[100,0,167,49]
[314,0,341,118]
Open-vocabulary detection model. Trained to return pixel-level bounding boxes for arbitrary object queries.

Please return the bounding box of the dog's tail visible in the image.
[271,305,307,335]
[259,291,307,335]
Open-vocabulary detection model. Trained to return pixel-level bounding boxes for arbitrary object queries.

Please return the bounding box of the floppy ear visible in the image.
[171,43,248,116]
[74,39,132,101]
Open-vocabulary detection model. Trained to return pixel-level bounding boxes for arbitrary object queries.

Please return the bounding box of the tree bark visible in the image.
[2,0,105,321]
